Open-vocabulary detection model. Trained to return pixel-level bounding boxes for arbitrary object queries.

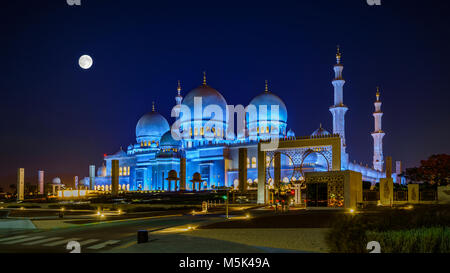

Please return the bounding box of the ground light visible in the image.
[349,208,355,214]
[245,213,251,219]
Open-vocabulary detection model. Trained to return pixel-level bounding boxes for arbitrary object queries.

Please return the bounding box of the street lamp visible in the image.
[222,189,229,219]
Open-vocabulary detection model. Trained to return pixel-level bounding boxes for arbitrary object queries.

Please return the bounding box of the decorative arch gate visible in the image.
[257,135,342,205]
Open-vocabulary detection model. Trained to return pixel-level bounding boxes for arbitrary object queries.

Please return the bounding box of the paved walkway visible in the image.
[107,227,328,253]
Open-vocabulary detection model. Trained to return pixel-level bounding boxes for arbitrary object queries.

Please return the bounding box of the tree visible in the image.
[404,154,450,186]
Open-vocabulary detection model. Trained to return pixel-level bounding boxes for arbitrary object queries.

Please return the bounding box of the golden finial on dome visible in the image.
[336,44,341,64]
[203,71,207,86]
[265,80,269,92]
[152,101,155,112]
[177,80,182,95]
[376,86,380,101]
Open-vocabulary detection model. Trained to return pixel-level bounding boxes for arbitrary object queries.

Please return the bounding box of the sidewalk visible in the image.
[106,226,329,253]
[106,232,304,253]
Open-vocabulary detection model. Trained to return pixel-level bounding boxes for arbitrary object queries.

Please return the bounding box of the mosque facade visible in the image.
[91,49,404,193]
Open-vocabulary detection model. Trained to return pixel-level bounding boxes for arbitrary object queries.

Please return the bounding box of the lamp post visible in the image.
[222,188,229,219]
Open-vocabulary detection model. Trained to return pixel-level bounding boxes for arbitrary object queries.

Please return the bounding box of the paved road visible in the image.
[0,214,215,253]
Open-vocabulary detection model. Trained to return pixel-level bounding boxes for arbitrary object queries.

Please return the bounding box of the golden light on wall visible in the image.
[57,190,89,198]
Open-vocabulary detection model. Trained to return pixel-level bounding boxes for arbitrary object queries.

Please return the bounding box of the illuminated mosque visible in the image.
[91,48,404,193]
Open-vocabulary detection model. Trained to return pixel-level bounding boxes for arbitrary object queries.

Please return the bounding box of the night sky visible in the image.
[1,0,449,189]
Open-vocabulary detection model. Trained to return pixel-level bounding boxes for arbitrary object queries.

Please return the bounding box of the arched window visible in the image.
[252,157,257,168]
[247,158,250,168]
[119,167,122,176]
[194,127,198,136]
[144,141,147,147]
[200,127,204,135]
[140,141,143,147]
[266,156,270,167]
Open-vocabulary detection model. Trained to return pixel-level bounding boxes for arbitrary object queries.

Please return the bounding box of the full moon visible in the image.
[78,55,93,69]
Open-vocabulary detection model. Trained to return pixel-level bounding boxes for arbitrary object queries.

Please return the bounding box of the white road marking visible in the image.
[43,238,81,247]
[87,240,120,250]
[2,236,45,245]
[79,239,100,246]
[0,235,28,242]
[22,237,63,246]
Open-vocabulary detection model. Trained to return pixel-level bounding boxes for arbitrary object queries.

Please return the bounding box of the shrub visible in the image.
[325,214,369,253]
[367,227,450,253]
[325,206,450,253]
[48,204,95,210]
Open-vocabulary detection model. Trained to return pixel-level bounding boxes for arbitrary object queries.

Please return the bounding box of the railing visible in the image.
[394,191,408,201]
[420,190,437,201]
[363,190,379,201]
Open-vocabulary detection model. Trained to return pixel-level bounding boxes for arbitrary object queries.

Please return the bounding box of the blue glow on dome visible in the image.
[160,130,182,147]
[136,111,170,142]
[311,124,330,136]
[181,85,228,121]
[248,92,288,123]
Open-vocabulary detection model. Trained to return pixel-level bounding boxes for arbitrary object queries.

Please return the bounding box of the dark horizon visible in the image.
[1,0,449,189]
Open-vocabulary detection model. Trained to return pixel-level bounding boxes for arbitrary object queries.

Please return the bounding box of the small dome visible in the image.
[111,147,127,157]
[311,124,330,136]
[97,165,107,177]
[287,129,295,137]
[181,84,228,121]
[160,130,182,147]
[166,170,180,180]
[190,172,204,182]
[52,177,61,184]
[136,110,170,142]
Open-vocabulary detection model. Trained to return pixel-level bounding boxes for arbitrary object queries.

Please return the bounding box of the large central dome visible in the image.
[181,84,228,121]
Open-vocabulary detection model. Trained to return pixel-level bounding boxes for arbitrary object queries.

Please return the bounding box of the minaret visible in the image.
[329,45,349,168]
[371,87,385,172]
[175,80,182,105]
[152,101,155,112]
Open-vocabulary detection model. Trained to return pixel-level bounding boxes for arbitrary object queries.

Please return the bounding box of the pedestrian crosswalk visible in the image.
[0,234,121,251]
